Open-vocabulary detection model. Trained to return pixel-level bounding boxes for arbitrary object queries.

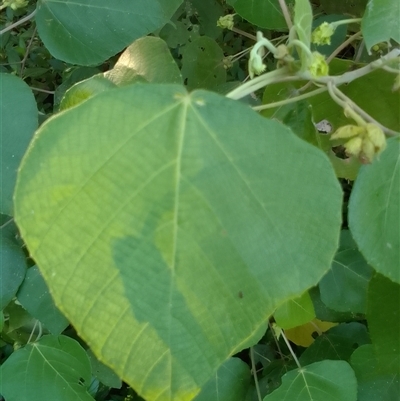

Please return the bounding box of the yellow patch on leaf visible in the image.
[284,318,337,347]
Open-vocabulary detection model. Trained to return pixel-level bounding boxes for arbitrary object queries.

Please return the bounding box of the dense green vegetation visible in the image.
[1,1,399,400]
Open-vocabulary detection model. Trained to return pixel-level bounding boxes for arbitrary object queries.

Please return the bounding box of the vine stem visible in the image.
[279,329,301,369]
[253,86,327,111]
[250,346,262,401]
[327,31,362,63]
[0,9,37,35]
[278,0,293,30]
[20,26,37,76]
[0,217,14,229]
[226,67,290,99]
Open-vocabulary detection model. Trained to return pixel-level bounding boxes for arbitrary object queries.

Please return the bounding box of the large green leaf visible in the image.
[263,360,357,401]
[14,84,342,401]
[0,73,37,215]
[349,138,400,283]
[35,0,182,65]
[367,273,400,375]
[0,335,94,401]
[361,0,400,51]
[226,0,293,30]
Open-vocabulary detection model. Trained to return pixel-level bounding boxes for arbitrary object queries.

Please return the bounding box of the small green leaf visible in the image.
[181,36,226,90]
[274,291,316,329]
[0,73,37,215]
[0,335,94,401]
[367,273,400,375]
[362,0,400,51]
[35,0,182,65]
[263,360,357,401]
[104,37,182,86]
[349,138,400,283]
[194,358,251,401]
[319,249,373,313]
[17,266,69,335]
[351,344,400,400]
[300,322,370,365]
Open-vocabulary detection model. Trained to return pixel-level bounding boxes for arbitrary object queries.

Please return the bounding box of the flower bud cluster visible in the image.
[2,0,28,10]
[331,122,386,163]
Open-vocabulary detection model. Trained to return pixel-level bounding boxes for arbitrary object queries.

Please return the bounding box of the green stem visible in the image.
[331,18,362,29]
[278,0,293,30]
[280,329,301,369]
[250,347,262,401]
[253,86,327,111]
[327,31,362,63]
[226,67,290,100]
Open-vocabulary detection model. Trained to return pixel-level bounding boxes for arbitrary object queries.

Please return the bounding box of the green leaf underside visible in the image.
[104,36,182,87]
[227,0,293,30]
[35,0,182,65]
[349,138,400,283]
[14,84,342,401]
[263,360,357,401]
[362,0,400,50]
[0,335,93,401]
[0,73,38,215]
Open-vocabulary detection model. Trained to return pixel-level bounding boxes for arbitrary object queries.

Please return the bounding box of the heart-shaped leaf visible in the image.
[263,360,357,401]
[14,84,342,401]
